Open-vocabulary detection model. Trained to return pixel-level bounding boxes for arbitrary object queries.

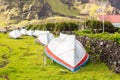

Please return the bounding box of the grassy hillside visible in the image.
[0,33,120,80]
[74,2,114,17]
[9,16,81,27]
[0,0,117,27]
[74,30,120,44]
[0,0,80,27]
[46,0,79,16]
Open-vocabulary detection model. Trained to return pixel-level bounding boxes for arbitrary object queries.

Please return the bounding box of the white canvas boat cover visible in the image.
[20,29,27,35]
[9,30,22,39]
[33,30,49,37]
[45,33,89,72]
[26,30,34,36]
[37,32,54,46]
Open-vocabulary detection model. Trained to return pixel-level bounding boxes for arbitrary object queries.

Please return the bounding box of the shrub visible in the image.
[26,22,79,33]
[84,20,117,33]
[26,25,33,30]
[104,21,116,33]
[46,23,55,31]
[31,25,36,30]
[82,30,92,34]
[116,28,120,33]
[113,32,120,43]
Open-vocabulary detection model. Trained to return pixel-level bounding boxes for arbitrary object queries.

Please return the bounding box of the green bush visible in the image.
[104,21,116,33]
[31,25,36,30]
[82,30,92,34]
[26,22,79,33]
[113,32,120,43]
[84,20,117,33]
[46,23,55,31]
[26,25,33,30]
[117,28,120,33]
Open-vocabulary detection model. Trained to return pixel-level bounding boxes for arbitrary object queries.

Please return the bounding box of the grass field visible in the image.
[46,0,79,16]
[0,33,120,80]
[15,16,81,27]
[74,30,120,44]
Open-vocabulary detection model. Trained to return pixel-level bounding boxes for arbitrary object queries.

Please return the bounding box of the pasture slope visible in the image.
[0,33,120,80]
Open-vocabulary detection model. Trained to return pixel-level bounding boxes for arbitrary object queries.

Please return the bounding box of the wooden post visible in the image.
[43,47,47,65]
[44,54,47,65]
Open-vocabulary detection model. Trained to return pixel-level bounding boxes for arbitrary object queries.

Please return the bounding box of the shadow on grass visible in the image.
[0,60,9,68]
[0,75,10,80]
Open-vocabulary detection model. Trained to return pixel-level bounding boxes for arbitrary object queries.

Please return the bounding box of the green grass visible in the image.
[74,30,120,44]
[0,33,120,80]
[15,16,80,27]
[47,0,79,16]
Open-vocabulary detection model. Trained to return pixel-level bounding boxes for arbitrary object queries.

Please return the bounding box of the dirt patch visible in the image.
[7,46,13,53]
[0,75,10,80]
[38,2,53,18]
[0,44,6,46]
[0,60,9,68]
[0,44,13,53]
[1,54,9,59]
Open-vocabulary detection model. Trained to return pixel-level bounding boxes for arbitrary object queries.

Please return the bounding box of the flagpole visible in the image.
[102,6,105,33]
[102,0,109,32]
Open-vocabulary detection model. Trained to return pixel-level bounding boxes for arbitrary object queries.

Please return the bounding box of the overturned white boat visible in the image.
[20,29,27,35]
[36,32,54,46]
[9,30,22,39]
[33,30,49,37]
[26,30,34,36]
[45,33,89,72]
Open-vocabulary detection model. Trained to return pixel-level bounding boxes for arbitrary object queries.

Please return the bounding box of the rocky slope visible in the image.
[0,0,80,25]
[0,0,120,25]
[0,0,43,24]
[109,0,120,14]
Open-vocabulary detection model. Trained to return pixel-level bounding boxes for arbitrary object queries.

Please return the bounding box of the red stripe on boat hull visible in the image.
[45,46,88,69]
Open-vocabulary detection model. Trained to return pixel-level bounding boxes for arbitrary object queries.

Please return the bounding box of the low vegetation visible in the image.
[0,33,120,80]
[7,16,80,28]
[26,22,79,34]
[46,0,79,16]
[84,20,119,33]
[74,30,120,44]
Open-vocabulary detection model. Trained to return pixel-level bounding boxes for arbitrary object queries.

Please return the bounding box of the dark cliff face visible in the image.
[61,0,73,6]
[0,0,120,25]
[81,0,89,3]
[0,0,78,24]
[38,3,53,18]
[109,0,120,10]
[108,0,120,14]
[0,0,43,24]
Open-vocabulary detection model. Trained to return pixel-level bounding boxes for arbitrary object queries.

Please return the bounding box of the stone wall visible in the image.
[61,31,120,73]
[76,36,120,73]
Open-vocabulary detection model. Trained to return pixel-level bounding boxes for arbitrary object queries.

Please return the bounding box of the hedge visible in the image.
[26,22,79,34]
[84,20,119,33]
